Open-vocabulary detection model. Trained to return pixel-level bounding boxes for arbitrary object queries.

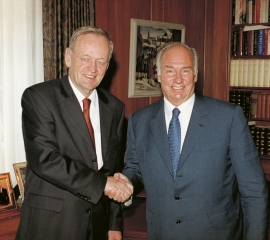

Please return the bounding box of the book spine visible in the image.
[243,59,249,86]
[260,0,267,22]
[232,31,238,56]
[248,0,254,23]
[248,121,256,139]
[243,31,248,55]
[256,0,261,23]
[230,60,236,86]
[257,93,263,118]
[238,28,243,56]
[253,0,257,23]
[263,59,270,87]
[253,59,259,86]
[247,59,254,86]
[264,59,270,87]
[254,30,258,55]
[247,30,254,55]
[242,0,247,23]
[269,0,270,22]
[238,59,244,86]
[245,91,252,117]
[261,93,267,118]
[232,0,236,24]
[265,127,270,155]
[265,0,269,22]
[258,59,265,87]
[234,59,240,86]
[254,125,261,150]
[251,92,260,117]
[229,90,236,104]
[235,0,242,24]
[258,29,265,55]
[264,28,269,54]
[267,29,270,54]
[265,94,270,118]
[259,126,266,154]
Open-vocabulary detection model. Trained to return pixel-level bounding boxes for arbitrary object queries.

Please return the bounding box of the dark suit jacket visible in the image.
[16,76,125,240]
[122,95,268,240]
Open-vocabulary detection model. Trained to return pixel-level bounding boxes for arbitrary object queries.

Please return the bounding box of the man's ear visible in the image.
[65,48,72,68]
[194,71,198,83]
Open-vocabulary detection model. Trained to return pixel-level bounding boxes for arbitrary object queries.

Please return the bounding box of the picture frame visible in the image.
[0,172,16,212]
[128,18,185,98]
[13,162,27,202]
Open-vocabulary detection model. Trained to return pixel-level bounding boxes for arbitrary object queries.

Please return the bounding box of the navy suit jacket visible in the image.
[16,76,125,240]
[123,95,268,240]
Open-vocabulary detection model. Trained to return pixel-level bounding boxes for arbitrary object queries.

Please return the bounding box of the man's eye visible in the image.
[82,57,89,61]
[97,60,105,65]
[181,69,192,74]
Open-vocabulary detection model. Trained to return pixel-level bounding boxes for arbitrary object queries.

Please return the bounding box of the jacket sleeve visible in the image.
[109,105,125,231]
[122,112,145,196]
[229,105,268,240]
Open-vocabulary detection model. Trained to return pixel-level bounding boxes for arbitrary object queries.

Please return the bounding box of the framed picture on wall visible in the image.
[0,172,17,212]
[13,162,27,202]
[128,18,185,98]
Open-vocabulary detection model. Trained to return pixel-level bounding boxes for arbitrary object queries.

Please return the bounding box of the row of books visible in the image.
[248,122,270,155]
[233,0,270,24]
[232,27,270,56]
[230,59,270,87]
[229,90,270,118]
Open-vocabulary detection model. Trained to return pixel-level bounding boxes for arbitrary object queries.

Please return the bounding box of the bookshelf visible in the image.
[230,0,270,180]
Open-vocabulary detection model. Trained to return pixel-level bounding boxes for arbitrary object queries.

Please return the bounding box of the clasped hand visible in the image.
[104,173,133,203]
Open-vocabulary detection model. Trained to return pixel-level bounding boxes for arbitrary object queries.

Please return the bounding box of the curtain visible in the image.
[0,0,44,183]
[42,0,95,81]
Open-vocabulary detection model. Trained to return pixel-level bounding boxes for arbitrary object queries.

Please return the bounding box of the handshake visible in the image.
[104,173,133,203]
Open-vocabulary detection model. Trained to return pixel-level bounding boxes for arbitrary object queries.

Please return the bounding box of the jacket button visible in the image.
[176,220,181,224]
[175,196,180,200]
[86,208,91,213]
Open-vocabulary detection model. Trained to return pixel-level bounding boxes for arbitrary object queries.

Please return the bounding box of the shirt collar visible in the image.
[68,77,98,110]
[164,94,195,117]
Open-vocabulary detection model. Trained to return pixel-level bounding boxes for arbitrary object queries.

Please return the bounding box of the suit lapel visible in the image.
[149,100,173,173]
[58,77,96,164]
[178,95,208,169]
[97,89,112,161]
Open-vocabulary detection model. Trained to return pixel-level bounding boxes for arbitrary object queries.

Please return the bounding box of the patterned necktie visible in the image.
[168,108,181,179]
[82,98,95,149]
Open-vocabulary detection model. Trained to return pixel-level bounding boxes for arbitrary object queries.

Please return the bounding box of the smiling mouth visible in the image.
[84,74,95,79]
[172,86,183,90]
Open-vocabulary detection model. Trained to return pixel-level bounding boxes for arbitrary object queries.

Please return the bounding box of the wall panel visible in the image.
[95,0,228,118]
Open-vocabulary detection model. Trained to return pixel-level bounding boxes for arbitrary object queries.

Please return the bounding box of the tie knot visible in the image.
[172,108,180,118]
[83,98,91,111]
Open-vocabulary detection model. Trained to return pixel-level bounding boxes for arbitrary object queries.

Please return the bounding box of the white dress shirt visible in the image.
[164,94,195,152]
[69,78,103,169]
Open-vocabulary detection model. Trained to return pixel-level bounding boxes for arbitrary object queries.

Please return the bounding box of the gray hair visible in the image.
[155,42,198,75]
[68,26,114,60]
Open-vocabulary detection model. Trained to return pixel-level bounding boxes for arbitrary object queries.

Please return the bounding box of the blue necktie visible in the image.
[168,108,181,179]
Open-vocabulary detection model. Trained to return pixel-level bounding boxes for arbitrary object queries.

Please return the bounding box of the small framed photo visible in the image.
[0,172,17,212]
[13,162,27,201]
[128,18,185,98]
